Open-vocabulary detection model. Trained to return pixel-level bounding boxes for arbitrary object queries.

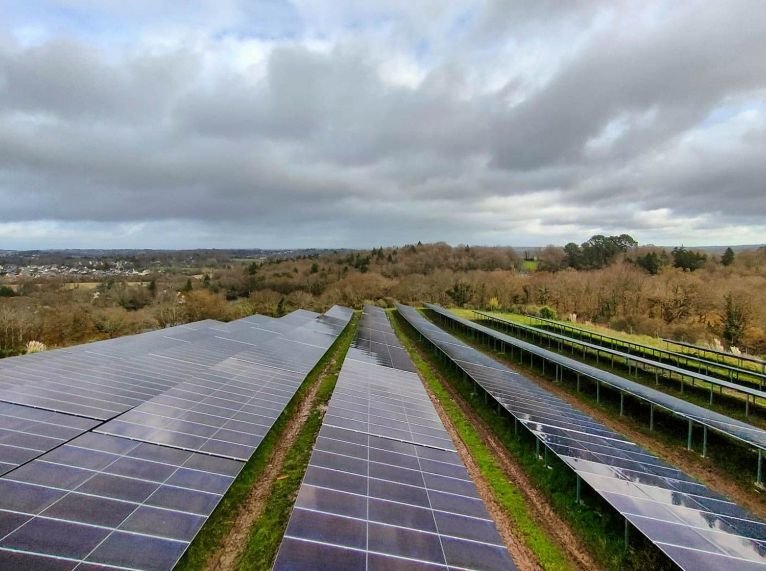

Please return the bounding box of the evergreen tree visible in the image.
[721,247,735,266]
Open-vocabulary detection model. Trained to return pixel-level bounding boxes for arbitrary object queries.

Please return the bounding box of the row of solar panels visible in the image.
[274,306,517,570]
[0,306,353,570]
[664,338,766,371]
[402,304,766,571]
[474,310,766,404]
[527,314,766,386]
[468,310,766,453]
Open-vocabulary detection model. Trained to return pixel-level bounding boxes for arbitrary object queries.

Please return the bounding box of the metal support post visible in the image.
[687,421,693,451]
[702,426,708,458]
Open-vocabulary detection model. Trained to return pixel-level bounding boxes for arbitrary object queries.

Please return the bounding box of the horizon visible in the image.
[1,242,764,254]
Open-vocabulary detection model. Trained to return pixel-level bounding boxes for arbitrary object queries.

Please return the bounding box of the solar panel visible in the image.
[465,309,766,454]
[401,304,766,571]
[94,309,351,459]
[274,306,516,570]
[0,432,242,570]
[0,402,99,476]
[0,305,353,570]
[663,338,766,371]
[473,310,766,404]
[524,313,766,388]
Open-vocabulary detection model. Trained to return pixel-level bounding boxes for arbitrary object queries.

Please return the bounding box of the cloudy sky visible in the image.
[1,1,765,249]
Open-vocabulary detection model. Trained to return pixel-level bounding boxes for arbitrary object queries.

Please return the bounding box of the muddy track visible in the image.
[203,355,338,571]
[411,345,600,571]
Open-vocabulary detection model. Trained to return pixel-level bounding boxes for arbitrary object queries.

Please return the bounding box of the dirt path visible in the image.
[414,349,600,571]
[203,355,338,571]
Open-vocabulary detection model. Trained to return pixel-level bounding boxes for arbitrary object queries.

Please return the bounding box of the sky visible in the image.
[0,1,765,250]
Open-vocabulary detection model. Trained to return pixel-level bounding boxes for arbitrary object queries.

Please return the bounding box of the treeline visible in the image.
[1,239,764,357]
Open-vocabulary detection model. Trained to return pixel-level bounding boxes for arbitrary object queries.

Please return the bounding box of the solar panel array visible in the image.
[473,310,766,403]
[526,314,766,387]
[468,309,766,453]
[0,306,352,570]
[400,304,766,571]
[274,306,516,571]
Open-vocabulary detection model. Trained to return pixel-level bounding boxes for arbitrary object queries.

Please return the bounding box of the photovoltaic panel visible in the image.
[0,432,242,570]
[274,306,516,570]
[402,304,766,571]
[347,305,416,373]
[0,305,353,570]
[470,310,766,454]
[527,314,766,386]
[475,310,766,401]
[94,307,353,459]
[0,402,99,476]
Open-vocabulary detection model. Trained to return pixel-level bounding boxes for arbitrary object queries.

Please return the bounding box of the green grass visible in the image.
[175,312,359,571]
[235,312,359,570]
[522,260,539,271]
[395,309,676,571]
[388,310,573,571]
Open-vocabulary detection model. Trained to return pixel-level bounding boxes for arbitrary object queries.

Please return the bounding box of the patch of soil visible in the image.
[415,349,600,571]
[203,357,337,571]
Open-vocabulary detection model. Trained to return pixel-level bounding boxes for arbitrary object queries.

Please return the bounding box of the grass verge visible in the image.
[388,310,573,571]
[235,311,359,569]
[175,312,359,571]
[394,309,674,571]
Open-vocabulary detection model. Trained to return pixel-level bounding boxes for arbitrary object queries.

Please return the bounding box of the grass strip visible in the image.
[388,310,573,571]
[175,312,359,571]
[393,309,674,571]
[235,312,359,570]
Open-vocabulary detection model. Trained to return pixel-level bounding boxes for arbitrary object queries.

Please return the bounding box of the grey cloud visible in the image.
[1,1,766,248]
[491,2,766,170]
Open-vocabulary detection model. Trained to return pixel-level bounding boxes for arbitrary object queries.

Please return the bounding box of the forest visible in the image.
[1,236,765,358]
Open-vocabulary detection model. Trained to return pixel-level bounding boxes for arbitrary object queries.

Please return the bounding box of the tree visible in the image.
[537,245,567,272]
[635,252,664,275]
[446,281,473,306]
[580,234,637,269]
[672,247,707,272]
[721,247,735,267]
[0,286,15,297]
[721,293,748,346]
[182,278,193,292]
[563,243,582,269]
